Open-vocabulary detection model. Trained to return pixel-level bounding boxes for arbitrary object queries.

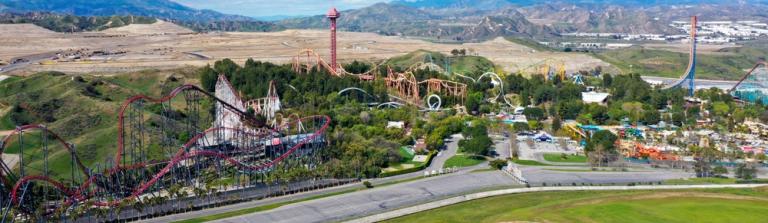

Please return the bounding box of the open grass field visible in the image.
[544,153,587,163]
[593,46,766,80]
[384,187,768,223]
[443,154,485,168]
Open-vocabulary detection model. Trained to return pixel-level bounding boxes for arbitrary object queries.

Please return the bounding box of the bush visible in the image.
[489,159,507,170]
[363,181,373,188]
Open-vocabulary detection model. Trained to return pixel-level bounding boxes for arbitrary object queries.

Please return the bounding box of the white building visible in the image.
[582,92,611,104]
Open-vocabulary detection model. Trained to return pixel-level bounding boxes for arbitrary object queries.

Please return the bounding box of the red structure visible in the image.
[327,7,340,72]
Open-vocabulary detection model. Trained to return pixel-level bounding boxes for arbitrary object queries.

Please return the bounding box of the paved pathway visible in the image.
[213,170,518,223]
[426,134,462,171]
[521,165,695,185]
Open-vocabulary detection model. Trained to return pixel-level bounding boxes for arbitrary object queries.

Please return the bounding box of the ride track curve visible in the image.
[0,84,331,209]
[661,16,698,96]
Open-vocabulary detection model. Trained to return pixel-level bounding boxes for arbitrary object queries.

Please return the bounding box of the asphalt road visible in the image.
[426,134,462,171]
[213,170,518,223]
[641,76,738,90]
[522,166,695,185]
[491,134,511,159]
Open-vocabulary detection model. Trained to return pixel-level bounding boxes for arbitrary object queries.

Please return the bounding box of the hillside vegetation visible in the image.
[0,12,156,32]
[386,50,496,76]
[593,46,766,80]
[0,69,198,179]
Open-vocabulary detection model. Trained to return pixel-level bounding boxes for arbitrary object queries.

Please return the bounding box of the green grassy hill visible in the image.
[0,68,199,179]
[386,50,496,75]
[593,46,766,80]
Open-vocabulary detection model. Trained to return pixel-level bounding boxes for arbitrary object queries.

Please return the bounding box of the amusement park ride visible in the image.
[658,16,768,103]
[0,75,331,221]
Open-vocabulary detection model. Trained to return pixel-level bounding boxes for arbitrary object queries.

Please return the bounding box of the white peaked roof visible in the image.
[582,92,610,103]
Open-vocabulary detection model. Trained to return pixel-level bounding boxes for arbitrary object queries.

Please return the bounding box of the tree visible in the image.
[523,107,546,121]
[712,101,730,117]
[360,111,371,124]
[586,130,618,153]
[735,163,757,180]
[712,165,728,176]
[621,102,644,123]
[459,135,492,156]
[552,117,562,132]
[513,122,529,132]
[641,109,661,125]
[199,65,218,92]
[450,49,460,56]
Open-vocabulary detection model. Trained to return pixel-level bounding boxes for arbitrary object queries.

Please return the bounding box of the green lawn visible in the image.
[385,187,768,223]
[510,159,550,166]
[443,154,485,168]
[543,153,587,163]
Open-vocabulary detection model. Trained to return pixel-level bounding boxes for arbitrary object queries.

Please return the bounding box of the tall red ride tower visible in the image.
[327,7,340,72]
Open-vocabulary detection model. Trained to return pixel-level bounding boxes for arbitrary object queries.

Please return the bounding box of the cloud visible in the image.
[175,0,391,18]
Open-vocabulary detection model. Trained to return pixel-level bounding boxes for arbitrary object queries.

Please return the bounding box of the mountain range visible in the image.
[4,0,768,41]
[0,0,252,22]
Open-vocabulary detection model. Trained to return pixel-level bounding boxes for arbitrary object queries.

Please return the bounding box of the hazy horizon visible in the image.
[174,0,390,19]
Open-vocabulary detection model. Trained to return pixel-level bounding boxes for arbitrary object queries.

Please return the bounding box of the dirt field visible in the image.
[0,21,609,75]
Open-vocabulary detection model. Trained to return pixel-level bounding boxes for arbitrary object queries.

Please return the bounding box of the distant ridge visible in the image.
[0,0,253,22]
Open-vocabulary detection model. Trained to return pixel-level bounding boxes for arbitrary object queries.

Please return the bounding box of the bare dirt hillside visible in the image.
[100,20,193,35]
[0,25,609,75]
[0,24,56,37]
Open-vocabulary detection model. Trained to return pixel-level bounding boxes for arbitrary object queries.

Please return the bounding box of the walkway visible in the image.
[213,170,518,223]
[426,134,462,171]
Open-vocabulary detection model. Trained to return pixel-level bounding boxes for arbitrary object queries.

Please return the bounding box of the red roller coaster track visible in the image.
[1,84,330,208]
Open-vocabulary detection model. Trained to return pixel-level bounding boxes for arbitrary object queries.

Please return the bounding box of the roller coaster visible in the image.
[661,16,698,96]
[292,48,377,81]
[0,75,331,222]
[384,66,467,107]
[729,61,768,104]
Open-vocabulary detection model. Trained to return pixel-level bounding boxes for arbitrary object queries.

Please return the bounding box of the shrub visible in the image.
[489,159,507,170]
[363,181,373,188]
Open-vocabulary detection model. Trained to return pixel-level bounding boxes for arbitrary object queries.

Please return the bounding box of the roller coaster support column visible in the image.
[327,8,340,73]
[688,16,697,96]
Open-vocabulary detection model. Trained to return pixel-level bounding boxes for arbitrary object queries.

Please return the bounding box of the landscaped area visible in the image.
[443,154,485,168]
[543,153,587,163]
[511,159,550,166]
[384,187,768,223]
[383,147,422,172]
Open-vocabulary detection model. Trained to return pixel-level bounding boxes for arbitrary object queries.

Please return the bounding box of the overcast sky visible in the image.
[175,0,391,18]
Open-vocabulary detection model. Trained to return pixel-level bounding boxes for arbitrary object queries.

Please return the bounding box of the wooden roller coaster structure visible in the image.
[385,66,467,106]
[291,48,377,81]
